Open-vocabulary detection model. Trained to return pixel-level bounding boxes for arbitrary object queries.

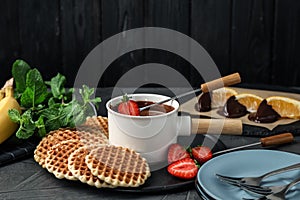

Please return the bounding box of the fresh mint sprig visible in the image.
[8,59,101,139]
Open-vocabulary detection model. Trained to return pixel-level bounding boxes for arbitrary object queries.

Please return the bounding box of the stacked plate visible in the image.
[195,150,300,200]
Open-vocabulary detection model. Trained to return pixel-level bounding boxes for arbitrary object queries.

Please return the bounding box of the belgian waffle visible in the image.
[68,146,114,188]
[34,128,108,168]
[83,116,109,138]
[85,145,151,187]
[45,140,84,180]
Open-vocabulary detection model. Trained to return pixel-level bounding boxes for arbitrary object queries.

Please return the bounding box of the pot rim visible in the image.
[106,93,179,119]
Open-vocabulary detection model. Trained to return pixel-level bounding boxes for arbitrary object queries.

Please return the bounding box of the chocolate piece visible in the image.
[218,96,248,118]
[248,99,281,123]
[195,92,211,112]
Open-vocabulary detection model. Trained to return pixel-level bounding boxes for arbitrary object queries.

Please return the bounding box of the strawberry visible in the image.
[167,143,190,164]
[191,146,213,164]
[167,158,198,179]
[117,94,140,116]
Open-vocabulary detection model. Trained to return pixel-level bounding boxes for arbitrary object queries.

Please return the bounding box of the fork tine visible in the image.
[242,184,272,194]
[215,173,242,182]
[216,175,273,195]
[241,186,272,196]
[216,174,272,194]
[217,180,272,195]
[242,198,267,200]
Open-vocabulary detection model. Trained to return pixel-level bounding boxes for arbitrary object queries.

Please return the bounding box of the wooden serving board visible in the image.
[180,87,300,134]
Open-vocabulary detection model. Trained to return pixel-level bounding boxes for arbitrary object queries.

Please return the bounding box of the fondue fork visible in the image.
[139,73,241,112]
[213,133,294,156]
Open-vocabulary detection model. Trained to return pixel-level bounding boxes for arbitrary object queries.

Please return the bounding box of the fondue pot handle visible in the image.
[201,73,241,93]
[191,118,243,135]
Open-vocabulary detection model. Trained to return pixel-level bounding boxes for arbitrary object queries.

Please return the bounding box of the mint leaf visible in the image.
[44,116,61,131]
[48,73,66,99]
[39,106,60,120]
[90,97,102,109]
[12,60,31,93]
[59,103,74,126]
[39,106,62,131]
[8,109,21,123]
[20,69,48,108]
[48,97,56,107]
[15,110,36,139]
[35,116,46,137]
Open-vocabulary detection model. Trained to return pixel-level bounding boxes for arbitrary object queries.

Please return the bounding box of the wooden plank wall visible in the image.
[0,0,299,88]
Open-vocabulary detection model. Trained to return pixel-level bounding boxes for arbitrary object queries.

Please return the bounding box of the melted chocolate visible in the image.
[195,92,211,112]
[111,101,174,116]
[248,99,281,123]
[218,96,248,118]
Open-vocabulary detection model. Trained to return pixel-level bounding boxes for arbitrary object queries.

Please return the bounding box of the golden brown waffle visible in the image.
[76,125,108,140]
[34,128,108,168]
[85,145,151,187]
[33,128,71,168]
[51,128,108,144]
[83,116,109,138]
[45,140,84,180]
[68,146,114,188]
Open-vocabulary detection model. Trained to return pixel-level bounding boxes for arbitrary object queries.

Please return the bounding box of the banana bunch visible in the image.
[0,85,21,144]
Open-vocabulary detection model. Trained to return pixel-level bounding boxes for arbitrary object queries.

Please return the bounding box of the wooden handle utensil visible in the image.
[201,73,241,93]
[191,118,243,135]
[260,133,294,147]
[213,132,295,155]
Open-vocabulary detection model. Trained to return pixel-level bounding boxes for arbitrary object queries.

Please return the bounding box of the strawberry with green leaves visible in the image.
[167,143,213,179]
[117,94,140,116]
[191,146,213,164]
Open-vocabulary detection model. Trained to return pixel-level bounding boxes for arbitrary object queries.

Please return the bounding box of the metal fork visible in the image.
[216,162,300,187]
[242,177,300,200]
[217,177,273,195]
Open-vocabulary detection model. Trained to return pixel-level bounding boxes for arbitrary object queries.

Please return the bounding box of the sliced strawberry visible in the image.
[118,102,130,115]
[167,143,190,164]
[117,95,140,116]
[127,100,140,116]
[167,158,198,179]
[191,146,212,164]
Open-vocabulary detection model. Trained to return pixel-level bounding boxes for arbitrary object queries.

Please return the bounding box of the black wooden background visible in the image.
[0,0,299,88]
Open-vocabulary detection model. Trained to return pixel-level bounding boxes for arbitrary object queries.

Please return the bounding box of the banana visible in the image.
[0,89,4,101]
[0,86,21,144]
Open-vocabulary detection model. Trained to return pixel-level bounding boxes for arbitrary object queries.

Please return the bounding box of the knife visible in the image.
[213,132,295,156]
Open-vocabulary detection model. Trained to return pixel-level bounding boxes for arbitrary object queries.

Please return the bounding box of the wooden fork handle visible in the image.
[260,133,294,147]
[191,118,243,135]
[201,73,241,93]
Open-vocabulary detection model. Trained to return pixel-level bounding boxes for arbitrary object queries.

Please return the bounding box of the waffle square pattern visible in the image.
[85,145,151,187]
[33,116,151,188]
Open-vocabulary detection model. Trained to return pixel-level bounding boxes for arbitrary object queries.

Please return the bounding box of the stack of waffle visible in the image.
[34,116,151,188]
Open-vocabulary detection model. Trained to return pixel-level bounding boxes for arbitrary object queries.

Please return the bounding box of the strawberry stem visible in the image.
[194,159,201,168]
[121,94,130,102]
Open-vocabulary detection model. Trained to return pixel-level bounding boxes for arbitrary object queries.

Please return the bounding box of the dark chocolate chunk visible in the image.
[218,96,248,118]
[248,99,281,123]
[195,92,211,112]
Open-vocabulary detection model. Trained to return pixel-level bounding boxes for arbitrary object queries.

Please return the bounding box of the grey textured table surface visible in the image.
[1,86,300,200]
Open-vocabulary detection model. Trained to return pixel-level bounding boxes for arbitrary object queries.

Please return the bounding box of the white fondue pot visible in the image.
[106,94,183,168]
